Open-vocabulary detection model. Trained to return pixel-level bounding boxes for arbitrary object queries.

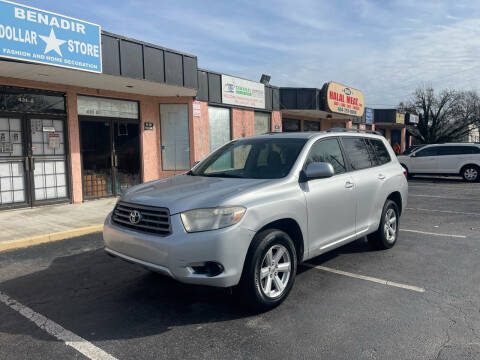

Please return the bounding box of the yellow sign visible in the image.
[325,82,365,117]
[396,113,405,124]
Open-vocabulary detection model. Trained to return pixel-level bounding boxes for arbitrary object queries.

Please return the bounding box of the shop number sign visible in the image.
[0,0,102,72]
[326,82,365,117]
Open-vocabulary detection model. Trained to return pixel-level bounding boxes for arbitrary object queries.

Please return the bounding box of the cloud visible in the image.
[23,0,480,108]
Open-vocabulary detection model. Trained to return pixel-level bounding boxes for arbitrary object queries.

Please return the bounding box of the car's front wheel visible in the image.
[368,200,400,250]
[461,165,479,182]
[238,229,297,311]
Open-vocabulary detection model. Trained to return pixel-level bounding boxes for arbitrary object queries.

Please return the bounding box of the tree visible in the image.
[400,86,480,144]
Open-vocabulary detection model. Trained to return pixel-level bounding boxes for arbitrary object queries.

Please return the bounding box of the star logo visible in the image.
[39,29,66,57]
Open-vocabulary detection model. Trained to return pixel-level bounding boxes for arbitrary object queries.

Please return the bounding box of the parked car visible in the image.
[103,131,408,310]
[398,143,480,182]
[402,144,424,156]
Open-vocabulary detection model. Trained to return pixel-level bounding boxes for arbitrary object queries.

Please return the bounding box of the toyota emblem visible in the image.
[129,210,142,225]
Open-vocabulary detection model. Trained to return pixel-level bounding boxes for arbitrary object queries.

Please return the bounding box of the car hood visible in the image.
[120,174,271,214]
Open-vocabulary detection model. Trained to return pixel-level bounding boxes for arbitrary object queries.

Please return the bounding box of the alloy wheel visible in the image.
[464,168,478,181]
[384,208,397,243]
[259,244,291,298]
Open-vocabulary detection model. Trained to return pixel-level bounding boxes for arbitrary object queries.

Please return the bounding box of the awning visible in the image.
[0,60,197,97]
[281,109,352,121]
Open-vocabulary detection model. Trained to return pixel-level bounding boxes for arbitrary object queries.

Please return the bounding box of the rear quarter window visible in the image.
[367,138,391,166]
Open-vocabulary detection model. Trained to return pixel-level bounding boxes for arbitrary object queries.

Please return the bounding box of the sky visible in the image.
[17,0,480,108]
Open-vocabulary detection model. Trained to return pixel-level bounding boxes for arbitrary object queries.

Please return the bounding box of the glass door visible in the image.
[113,120,140,194]
[29,118,68,205]
[80,119,114,199]
[0,116,27,208]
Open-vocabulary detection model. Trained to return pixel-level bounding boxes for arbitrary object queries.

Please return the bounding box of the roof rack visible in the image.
[327,128,382,135]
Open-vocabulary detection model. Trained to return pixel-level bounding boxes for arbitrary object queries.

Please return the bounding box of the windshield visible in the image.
[190,138,307,179]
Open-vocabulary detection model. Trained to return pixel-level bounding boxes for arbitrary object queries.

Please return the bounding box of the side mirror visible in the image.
[410,153,416,158]
[301,162,335,181]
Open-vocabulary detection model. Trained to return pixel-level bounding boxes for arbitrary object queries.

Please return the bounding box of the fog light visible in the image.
[190,262,224,277]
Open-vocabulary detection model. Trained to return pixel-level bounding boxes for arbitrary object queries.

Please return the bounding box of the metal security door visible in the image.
[0,116,29,209]
[27,117,69,206]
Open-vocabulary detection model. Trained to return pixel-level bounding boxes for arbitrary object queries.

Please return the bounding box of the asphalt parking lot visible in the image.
[0,177,479,360]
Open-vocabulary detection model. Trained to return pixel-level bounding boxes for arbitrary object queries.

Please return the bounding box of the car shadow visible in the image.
[0,238,377,342]
[409,175,464,183]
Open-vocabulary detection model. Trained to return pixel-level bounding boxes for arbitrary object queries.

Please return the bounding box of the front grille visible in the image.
[112,201,171,236]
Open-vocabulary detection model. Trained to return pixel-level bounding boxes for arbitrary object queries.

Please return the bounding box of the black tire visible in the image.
[461,165,479,182]
[238,229,297,312]
[368,200,400,250]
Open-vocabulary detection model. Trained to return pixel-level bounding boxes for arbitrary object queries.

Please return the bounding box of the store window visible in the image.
[331,122,346,128]
[208,107,231,152]
[254,112,271,135]
[303,120,320,132]
[282,118,300,132]
[160,104,190,170]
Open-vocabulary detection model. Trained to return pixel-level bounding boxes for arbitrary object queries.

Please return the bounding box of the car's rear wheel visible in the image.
[368,200,399,250]
[238,229,297,311]
[461,165,479,182]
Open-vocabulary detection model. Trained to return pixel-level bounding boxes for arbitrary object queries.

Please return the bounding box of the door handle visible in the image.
[24,157,30,171]
[345,181,354,189]
[378,173,386,180]
[30,157,35,171]
[114,155,118,167]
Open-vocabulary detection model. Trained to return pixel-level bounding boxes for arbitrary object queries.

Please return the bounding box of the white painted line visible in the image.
[304,263,425,293]
[406,207,480,217]
[0,291,117,360]
[409,194,447,198]
[400,229,466,238]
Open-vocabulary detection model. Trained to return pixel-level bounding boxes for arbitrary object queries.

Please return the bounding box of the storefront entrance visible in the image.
[78,96,140,199]
[0,87,68,209]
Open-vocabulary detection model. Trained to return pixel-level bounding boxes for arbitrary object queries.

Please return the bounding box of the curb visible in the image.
[0,225,104,253]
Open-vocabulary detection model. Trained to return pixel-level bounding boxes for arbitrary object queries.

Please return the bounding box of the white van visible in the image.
[398,143,480,182]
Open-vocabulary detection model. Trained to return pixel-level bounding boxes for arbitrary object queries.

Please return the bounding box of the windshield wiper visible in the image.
[202,173,245,178]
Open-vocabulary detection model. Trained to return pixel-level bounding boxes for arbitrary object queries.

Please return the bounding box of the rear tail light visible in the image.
[403,170,407,178]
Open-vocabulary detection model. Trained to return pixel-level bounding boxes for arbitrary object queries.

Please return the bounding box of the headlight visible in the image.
[180,206,246,233]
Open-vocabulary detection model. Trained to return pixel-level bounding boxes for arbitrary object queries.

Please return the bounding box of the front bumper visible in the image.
[103,212,256,287]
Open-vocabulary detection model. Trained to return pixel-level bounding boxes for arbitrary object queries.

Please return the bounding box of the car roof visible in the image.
[422,143,479,147]
[249,131,386,141]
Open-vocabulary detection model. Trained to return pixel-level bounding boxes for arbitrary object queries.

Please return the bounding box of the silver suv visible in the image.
[104,131,408,310]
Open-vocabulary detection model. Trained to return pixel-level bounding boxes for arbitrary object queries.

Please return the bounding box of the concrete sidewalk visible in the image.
[0,198,117,251]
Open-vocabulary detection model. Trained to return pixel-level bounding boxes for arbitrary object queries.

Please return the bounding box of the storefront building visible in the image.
[279,82,366,132]
[192,69,281,161]
[0,1,198,209]
[373,109,407,153]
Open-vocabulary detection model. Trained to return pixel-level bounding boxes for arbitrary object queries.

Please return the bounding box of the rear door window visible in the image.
[438,146,479,155]
[341,137,373,170]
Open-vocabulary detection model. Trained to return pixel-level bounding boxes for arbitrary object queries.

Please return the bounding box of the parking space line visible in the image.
[406,207,480,217]
[304,264,425,293]
[400,229,466,238]
[0,291,117,360]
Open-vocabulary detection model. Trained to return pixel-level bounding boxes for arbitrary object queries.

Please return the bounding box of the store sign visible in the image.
[408,113,419,124]
[325,82,365,117]
[365,108,374,124]
[77,96,138,119]
[0,0,102,72]
[396,113,405,124]
[221,75,265,109]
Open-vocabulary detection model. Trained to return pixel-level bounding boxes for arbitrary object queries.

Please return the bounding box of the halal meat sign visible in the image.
[0,0,102,73]
[326,82,365,117]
